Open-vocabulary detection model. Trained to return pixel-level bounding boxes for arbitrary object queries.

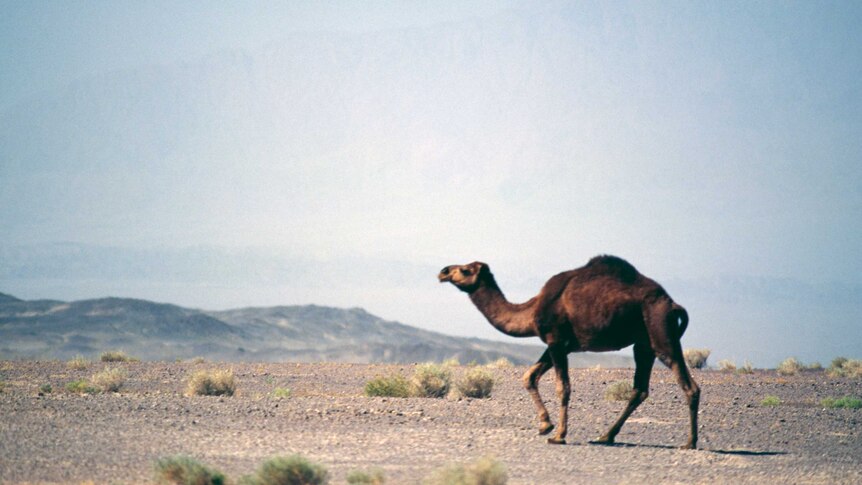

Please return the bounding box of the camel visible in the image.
[438,255,700,449]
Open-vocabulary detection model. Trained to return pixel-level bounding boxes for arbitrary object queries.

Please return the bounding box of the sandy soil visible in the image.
[1,360,860,484]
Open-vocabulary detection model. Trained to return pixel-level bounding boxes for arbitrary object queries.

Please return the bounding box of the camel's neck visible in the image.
[469,277,537,338]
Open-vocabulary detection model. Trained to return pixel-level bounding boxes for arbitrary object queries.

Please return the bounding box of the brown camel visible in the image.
[438,255,700,449]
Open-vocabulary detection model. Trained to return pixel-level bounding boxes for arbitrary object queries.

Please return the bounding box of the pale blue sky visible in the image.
[1,1,860,366]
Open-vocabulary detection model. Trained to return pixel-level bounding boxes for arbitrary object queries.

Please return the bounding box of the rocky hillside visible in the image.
[0,292,632,366]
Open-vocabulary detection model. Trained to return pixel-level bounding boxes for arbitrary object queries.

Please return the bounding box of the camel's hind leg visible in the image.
[547,346,571,444]
[522,348,554,435]
[592,342,655,445]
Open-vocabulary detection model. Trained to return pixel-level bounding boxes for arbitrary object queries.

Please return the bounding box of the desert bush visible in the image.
[604,380,634,401]
[776,357,804,376]
[425,456,507,485]
[717,359,736,372]
[683,348,711,369]
[442,358,461,367]
[487,357,512,369]
[761,395,781,406]
[66,379,99,395]
[737,360,754,374]
[456,367,495,399]
[273,387,292,399]
[346,468,385,485]
[251,455,329,485]
[187,369,236,397]
[827,357,862,378]
[806,361,823,371]
[100,350,136,362]
[154,455,226,485]
[820,396,862,409]
[92,366,127,392]
[67,355,90,370]
[364,375,410,398]
[410,363,451,398]
[39,383,53,394]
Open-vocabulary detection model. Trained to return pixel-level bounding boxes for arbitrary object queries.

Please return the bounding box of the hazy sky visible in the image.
[1,1,860,366]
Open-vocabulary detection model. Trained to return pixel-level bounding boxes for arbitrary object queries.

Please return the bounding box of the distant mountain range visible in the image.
[0,291,632,366]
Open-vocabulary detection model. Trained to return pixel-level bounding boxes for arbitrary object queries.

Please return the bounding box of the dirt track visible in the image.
[1,360,860,484]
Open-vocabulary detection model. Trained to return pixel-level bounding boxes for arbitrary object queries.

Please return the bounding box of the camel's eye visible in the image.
[461,268,472,276]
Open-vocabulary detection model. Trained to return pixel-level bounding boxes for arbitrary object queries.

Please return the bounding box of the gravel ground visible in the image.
[1,360,860,484]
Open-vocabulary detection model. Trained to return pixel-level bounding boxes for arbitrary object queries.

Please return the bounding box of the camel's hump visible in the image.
[586,255,640,282]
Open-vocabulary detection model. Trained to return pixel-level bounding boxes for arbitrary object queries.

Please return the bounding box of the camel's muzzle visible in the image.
[438,267,453,282]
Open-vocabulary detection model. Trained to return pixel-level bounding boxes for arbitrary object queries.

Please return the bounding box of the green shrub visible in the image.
[456,367,495,399]
[827,357,862,378]
[683,348,711,369]
[154,455,226,485]
[67,355,90,370]
[604,380,634,401]
[364,375,411,398]
[425,456,507,485]
[717,359,736,372]
[100,350,136,362]
[92,366,127,392]
[346,468,385,485]
[39,383,53,394]
[761,395,781,406]
[273,387,292,399]
[66,379,99,395]
[777,357,804,376]
[410,363,451,398]
[252,455,329,485]
[820,396,862,409]
[187,369,236,397]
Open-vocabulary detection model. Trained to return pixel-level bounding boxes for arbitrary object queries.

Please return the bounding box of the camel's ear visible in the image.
[472,261,490,277]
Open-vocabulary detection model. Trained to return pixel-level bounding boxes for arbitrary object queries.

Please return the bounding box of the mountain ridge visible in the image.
[0,292,632,367]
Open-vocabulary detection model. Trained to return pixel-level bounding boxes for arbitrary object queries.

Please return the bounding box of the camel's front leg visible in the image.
[522,349,554,435]
[547,347,570,445]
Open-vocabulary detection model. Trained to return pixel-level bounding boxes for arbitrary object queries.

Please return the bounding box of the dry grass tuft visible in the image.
[100,350,137,363]
[604,380,634,401]
[153,455,225,485]
[425,456,507,485]
[683,348,711,369]
[455,367,495,399]
[186,369,236,397]
[67,355,90,370]
[487,357,512,369]
[777,357,804,376]
[410,363,451,398]
[91,366,127,392]
[737,360,755,374]
[717,359,737,372]
[827,357,862,378]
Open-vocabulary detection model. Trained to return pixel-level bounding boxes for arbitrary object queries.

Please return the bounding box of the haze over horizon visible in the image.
[2,1,860,367]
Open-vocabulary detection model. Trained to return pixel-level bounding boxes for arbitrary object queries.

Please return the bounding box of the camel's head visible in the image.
[438,261,490,293]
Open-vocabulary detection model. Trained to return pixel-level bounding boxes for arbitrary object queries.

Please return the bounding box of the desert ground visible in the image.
[1,360,860,484]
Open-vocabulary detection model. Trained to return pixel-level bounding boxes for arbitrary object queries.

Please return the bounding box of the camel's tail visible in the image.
[671,303,689,338]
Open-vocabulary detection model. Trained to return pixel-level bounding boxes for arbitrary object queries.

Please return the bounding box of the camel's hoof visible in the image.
[538,422,554,435]
[547,437,566,445]
[680,442,697,450]
[588,436,614,446]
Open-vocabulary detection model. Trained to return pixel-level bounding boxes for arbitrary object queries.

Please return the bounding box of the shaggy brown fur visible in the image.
[439,255,700,448]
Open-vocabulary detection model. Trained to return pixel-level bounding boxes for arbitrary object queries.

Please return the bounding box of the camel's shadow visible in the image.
[576,441,787,456]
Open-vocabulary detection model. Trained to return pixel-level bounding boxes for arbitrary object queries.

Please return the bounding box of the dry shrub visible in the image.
[717,359,736,372]
[425,456,507,485]
[410,363,451,398]
[154,455,225,485]
[683,348,711,369]
[442,358,461,367]
[827,357,862,378]
[251,455,329,485]
[487,358,512,369]
[364,375,410,398]
[456,367,495,399]
[91,366,127,392]
[346,468,385,485]
[777,357,804,376]
[604,380,634,401]
[100,350,136,362]
[737,360,754,374]
[187,369,236,397]
[67,355,90,370]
